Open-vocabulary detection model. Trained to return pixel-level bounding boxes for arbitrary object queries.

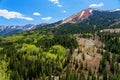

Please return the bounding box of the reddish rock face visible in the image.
[80,8,92,19]
[62,8,93,24]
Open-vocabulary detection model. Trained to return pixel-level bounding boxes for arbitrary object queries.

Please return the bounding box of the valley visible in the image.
[0,8,120,80]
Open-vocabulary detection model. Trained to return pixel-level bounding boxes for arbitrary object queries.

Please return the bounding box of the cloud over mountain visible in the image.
[89,2,104,8]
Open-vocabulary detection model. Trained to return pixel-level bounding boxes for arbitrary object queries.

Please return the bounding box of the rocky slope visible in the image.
[62,8,93,24]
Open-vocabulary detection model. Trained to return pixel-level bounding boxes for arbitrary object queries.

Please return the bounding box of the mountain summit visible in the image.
[62,8,93,24]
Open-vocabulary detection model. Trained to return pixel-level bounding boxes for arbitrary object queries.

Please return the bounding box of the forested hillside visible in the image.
[0,20,120,80]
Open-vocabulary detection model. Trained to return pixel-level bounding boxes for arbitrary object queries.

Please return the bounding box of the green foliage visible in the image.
[42,52,57,60]
[99,57,106,73]
[55,22,96,35]
[36,35,78,49]
[3,35,24,42]
[0,47,3,51]
[18,44,40,54]
[98,32,120,54]
[49,45,66,56]
[0,60,10,80]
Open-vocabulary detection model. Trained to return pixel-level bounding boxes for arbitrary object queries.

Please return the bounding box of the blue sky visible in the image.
[0,0,120,25]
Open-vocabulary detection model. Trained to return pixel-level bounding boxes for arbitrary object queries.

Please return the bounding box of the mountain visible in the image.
[50,8,120,35]
[0,23,47,36]
[62,8,93,24]
[1,8,120,37]
[62,8,120,28]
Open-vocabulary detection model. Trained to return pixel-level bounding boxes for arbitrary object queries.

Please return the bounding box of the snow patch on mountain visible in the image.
[109,8,120,12]
[80,11,85,18]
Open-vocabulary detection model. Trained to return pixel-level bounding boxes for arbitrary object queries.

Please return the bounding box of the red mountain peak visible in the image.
[62,8,93,24]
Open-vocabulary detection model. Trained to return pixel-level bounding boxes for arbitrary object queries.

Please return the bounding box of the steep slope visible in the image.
[61,8,120,28]
[62,8,93,24]
[85,9,120,27]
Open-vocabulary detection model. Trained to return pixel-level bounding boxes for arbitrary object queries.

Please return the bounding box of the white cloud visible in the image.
[63,10,66,13]
[33,12,41,16]
[89,2,104,8]
[49,0,59,4]
[0,9,33,21]
[42,17,52,21]
[49,0,62,8]
[57,4,62,7]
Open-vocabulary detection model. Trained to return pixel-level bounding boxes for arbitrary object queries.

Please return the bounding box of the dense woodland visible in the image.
[0,20,120,80]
